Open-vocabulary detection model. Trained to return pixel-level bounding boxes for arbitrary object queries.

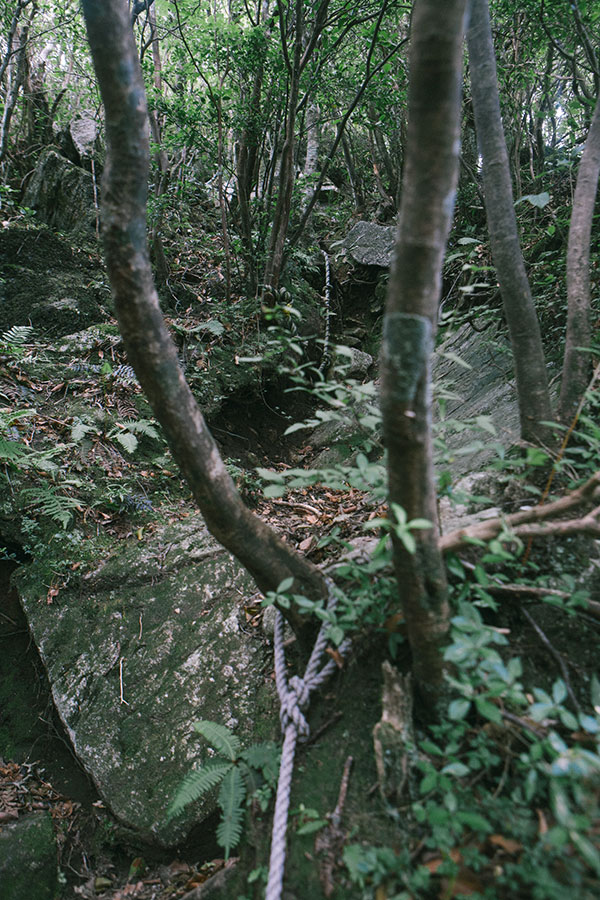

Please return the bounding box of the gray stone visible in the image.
[334,347,374,379]
[434,321,520,474]
[22,149,97,234]
[15,516,278,846]
[69,114,98,159]
[336,221,397,267]
[0,811,58,900]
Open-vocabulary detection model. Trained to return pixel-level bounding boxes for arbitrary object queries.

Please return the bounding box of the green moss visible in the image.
[0,812,58,900]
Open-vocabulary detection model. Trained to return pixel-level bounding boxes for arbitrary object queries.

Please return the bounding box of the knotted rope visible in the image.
[265,580,350,900]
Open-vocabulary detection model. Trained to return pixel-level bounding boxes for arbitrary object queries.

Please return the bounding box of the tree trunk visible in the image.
[557,90,600,424]
[81,0,328,644]
[467,0,553,445]
[0,4,35,166]
[381,0,468,718]
[263,0,305,293]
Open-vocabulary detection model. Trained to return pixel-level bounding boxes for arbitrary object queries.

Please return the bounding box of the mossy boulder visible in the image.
[0,811,58,900]
[22,148,97,234]
[0,227,109,336]
[15,515,278,846]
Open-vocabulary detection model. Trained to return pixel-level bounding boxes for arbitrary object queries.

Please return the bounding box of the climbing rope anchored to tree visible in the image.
[265,579,351,900]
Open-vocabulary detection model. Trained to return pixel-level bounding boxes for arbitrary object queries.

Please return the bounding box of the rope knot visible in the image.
[280,675,310,737]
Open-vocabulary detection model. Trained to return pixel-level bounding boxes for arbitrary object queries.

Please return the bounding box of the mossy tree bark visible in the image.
[557,90,600,425]
[380,0,468,718]
[81,0,328,643]
[467,0,553,446]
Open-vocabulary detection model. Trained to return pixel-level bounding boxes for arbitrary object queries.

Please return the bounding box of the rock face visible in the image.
[435,321,519,474]
[22,148,97,234]
[305,320,519,472]
[16,516,278,846]
[336,221,397,267]
[0,228,109,336]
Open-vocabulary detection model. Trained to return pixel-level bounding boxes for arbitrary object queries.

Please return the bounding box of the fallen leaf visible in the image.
[489,834,522,854]
[536,808,549,835]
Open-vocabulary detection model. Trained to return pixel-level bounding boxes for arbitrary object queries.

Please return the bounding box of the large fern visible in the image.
[0,325,35,348]
[216,766,246,858]
[167,761,232,820]
[166,720,279,861]
[193,720,241,761]
[21,485,81,529]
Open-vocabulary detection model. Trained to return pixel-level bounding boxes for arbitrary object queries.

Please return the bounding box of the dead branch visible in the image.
[440,471,600,552]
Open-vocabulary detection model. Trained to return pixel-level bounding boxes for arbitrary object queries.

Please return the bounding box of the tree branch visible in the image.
[440,471,600,552]
[81,0,328,643]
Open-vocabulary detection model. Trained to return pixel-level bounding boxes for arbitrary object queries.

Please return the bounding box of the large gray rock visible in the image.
[304,320,520,472]
[69,113,98,160]
[435,321,519,474]
[15,516,277,846]
[0,228,109,336]
[22,148,97,234]
[336,221,397,267]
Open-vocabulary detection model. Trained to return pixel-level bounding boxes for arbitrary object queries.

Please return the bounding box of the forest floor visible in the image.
[1,222,599,899]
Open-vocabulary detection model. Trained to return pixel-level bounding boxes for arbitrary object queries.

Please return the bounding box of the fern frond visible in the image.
[217,766,246,860]
[121,419,160,439]
[193,721,241,761]
[112,364,138,385]
[241,742,281,785]
[1,325,34,346]
[22,487,80,529]
[166,761,232,820]
[112,431,138,454]
[0,438,29,462]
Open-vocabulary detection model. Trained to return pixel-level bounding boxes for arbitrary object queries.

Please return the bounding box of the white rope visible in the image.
[318,249,332,375]
[265,580,350,900]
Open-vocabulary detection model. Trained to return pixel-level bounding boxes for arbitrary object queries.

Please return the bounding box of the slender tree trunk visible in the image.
[381,0,468,717]
[467,0,553,445]
[557,90,600,424]
[147,1,170,289]
[81,0,328,644]
[0,4,35,165]
[341,132,364,212]
[263,0,304,293]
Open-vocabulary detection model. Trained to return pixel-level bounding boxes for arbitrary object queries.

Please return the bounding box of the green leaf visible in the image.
[398,531,416,554]
[578,714,599,734]
[456,811,492,832]
[570,830,600,876]
[558,709,578,731]
[516,191,550,208]
[217,766,246,860]
[552,679,567,705]
[448,699,471,720]
[409,518,433,530]
[277,577,294,594]
[474,697,502,724]
[420,772,438,793]
[114,431,138,454]
[167,761,232,819]
[263,484,286,498]
[193,721,241,761]
[441,761,469,777]
[71,419,96,442]
[296,819,327,835]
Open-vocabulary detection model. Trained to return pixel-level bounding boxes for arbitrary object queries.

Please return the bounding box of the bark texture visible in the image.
[81,0,327,638]
[468,0,553,445]
[381,0,468,716]
[557,90,600,424]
